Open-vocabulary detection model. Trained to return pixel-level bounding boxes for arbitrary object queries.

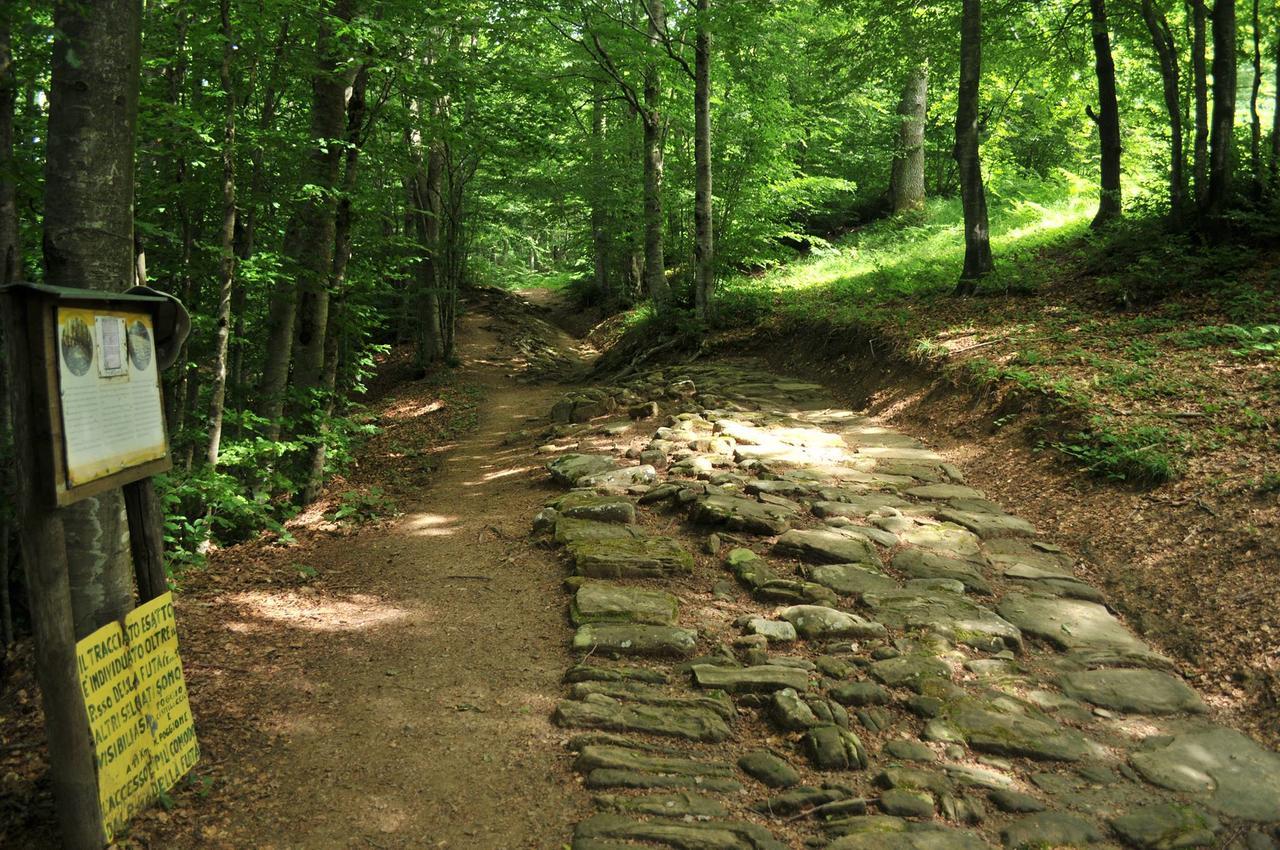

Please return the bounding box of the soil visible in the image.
[2,284,1277,848]
[2,299,592,849]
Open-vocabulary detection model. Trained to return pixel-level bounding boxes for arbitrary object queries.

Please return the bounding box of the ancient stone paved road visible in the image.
[529,362,1280,850]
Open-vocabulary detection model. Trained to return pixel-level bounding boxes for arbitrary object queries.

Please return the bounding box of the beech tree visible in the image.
[954,0,993,292]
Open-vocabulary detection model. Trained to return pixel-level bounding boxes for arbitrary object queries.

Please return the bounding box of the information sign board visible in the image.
[75,593,199,841]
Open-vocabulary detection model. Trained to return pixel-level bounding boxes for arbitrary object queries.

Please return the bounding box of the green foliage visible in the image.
[326,487,397,525]
[1050,424,1183,485]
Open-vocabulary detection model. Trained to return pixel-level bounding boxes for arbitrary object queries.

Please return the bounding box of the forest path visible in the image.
[152,299,592,849]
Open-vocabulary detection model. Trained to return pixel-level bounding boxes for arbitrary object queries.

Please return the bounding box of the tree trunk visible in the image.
[0,11,17,283]
[1247,0,1262,197]
[642,0,670,308]
[890,59,928,215]
[953,0,993,293]
[1202,0,1236,222]
[590,79,611,305]
[1140,0,1185,228]
[206,0,237,468]
[291,0,357,401]
[43,0,141,638]
[1190,0,1209,204]
[1272,21,1280,189]
[303,63,368,504]
[1089,0,1122,227]
[693,0,715,321]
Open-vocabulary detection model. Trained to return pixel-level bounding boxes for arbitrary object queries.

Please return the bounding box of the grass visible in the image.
[703,174,1280,488]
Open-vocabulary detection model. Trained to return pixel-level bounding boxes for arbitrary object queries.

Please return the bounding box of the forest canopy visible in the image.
[0,0,1276,565]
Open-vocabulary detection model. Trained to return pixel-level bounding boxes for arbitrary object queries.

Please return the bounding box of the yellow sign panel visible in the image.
[76,593,198,841]
[56,307,168,487]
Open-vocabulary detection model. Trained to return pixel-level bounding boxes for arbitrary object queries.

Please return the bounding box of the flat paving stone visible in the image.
[555,693,732,742]
[555,492,637,524]
[828,828,992,849]
[596,792,730,819]
[1000,811,1104,848]
[997,593,1169,666]
[863,588,1022,653]
[567,535,695,579]
[572,813,788,850]
[891,549,992,594]
[774,528,883,566]
[779,604,887,640]
[1109,802,1219,849]
[568,682,734,721]
[935,507,1036,539]
[1129,725,1280,821]
[573,623,697,657]
[571,582,680,626]
[803,562,900,597]
[549,453,618,485]
[594,791,730,819]
[691,663,809,693]
[1059,668,1206,715]
[576,744,734,778]
[900,523,983,557]
[905,484,987,500]
[691,493,795,535]
[738,749,802,788]
[934,694,1097,762]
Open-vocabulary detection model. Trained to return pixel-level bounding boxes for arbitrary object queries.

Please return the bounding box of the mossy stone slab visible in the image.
[571,582,680,626]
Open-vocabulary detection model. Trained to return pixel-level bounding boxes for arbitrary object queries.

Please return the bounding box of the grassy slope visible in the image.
[715,178,1280,490]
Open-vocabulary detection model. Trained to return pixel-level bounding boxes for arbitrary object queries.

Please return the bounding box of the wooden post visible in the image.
[1,294,106,849]
[124,480,168,603]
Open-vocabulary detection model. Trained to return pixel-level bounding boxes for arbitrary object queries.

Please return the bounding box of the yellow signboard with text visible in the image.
[75,593,199,841]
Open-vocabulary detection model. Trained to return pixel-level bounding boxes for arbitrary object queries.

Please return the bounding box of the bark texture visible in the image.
[1190,0,1209,203]
[954,0,992,292]
[1202,0,1236,222]
[206,0,237,467]
[1140,0,1185,228]
[0,11,17,283]
[1088,0,1122,227]
[43,0,141,638]
[890,60,928,214]
[693,0,714,320]
[642,0,670,307]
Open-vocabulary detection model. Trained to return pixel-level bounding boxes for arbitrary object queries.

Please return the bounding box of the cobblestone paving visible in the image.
[526,363,1280,850]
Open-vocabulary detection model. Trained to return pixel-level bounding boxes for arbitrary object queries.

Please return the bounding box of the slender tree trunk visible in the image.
[43,0,141,638]
[1089,0,1122,227]
[303,63,368,504]
[590,78,611,304]
[1248,0,1262,197]
[642,0,670,308]
[0,12,17,283]
[1141,0,1185,228]
[206,0,237,468]
[291,0,357,401]
[890,59,928,214]
[693,0,714,321]
[1190,0,1209,204]
[407,119,443,368]
[1202,0,1236,222]
[954,0,993,293]
[0,16,19,647]
[1272,22,1280,189]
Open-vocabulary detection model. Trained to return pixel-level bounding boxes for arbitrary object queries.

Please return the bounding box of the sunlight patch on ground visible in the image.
[227,590,412,631]
[404,512,460,536]
[382,398,446,419]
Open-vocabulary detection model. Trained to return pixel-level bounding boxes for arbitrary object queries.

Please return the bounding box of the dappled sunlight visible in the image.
[224,590,412,632]
[404,512,461,536]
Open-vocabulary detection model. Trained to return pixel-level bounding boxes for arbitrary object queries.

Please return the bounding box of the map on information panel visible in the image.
[56,306,168,487]
[76,593,199,841]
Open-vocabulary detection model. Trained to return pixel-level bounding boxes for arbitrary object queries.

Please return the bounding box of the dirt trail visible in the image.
[151,307,589,849]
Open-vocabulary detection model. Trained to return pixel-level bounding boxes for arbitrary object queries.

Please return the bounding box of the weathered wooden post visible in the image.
[1,282,196,848]
[1,289,104,849]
